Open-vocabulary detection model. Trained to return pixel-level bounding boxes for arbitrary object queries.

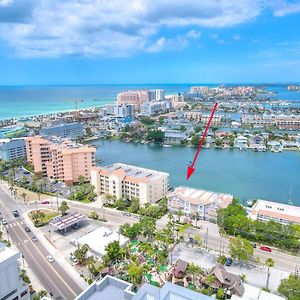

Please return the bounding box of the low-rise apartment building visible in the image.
[25,136,96,184]
[184,111,221,126]
[168,186,233,221]
[40,122,84,139]
[249,200,300,225]
[0,243,30,300]
[242,114,300,129]
[0,138,26,161]
[91,163,169,206]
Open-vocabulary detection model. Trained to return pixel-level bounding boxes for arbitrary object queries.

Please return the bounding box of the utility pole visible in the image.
[22,254,25,269]
[205,227,208,250]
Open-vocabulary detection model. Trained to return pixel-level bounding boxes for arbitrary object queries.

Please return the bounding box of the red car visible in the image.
[260,246,272,252]
[41,201,50,204]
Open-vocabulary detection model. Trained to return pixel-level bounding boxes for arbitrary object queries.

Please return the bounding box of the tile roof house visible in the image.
[172,260,188,278]
[208,264,244,297]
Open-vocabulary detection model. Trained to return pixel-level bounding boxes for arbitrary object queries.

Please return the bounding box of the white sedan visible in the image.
[46,255,54,263]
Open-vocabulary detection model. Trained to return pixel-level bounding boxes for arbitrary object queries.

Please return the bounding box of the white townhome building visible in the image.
[168,186,233,221]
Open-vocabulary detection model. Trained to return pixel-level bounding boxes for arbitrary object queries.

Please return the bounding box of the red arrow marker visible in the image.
[186,102,219,180]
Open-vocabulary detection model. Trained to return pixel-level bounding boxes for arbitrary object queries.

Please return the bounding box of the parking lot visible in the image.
[2,166,75,198]
[171,244,289,292]
[38,216,110,262]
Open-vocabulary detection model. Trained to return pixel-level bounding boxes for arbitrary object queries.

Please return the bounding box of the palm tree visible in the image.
[187,263,202,284]
[241,273,247,283]
[265,258,274,290]
[194,212,200,227]
[21,192,27,203]
[176,209,184,223]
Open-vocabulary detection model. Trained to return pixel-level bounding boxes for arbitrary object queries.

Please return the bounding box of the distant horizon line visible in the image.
[0,82,300,87]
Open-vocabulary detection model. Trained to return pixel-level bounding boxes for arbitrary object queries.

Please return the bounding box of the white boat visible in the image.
[162,144,172,148]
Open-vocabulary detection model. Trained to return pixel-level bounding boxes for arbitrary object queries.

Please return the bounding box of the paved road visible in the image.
[0,185,83,300]
[47,199,300,274]
[8,187,300,274]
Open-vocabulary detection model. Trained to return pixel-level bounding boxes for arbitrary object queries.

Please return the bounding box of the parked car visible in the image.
[70,254,78,263]
[251,242,257,248]
[41,201,50,204]
[31,236,38,242]
[1,219,7,225]
[225,257,233,266]
[24,227,31,232]
[260,246,272,252]
[46,255,54,263]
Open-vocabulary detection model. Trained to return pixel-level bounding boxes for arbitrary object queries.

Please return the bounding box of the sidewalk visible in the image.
[22,212,88,290]
[10,243,45,292]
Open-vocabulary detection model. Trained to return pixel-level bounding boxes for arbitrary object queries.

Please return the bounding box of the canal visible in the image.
[90,140,300,205]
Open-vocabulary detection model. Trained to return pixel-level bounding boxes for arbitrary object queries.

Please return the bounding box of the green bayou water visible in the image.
[91,140,300,205]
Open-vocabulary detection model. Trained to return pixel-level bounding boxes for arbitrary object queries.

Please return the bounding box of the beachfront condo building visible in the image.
[249,200,300,225]
[25,136,96,185]
[116,90,149,110]
[0,138,26,161]
[25,136,52,177]
[168,186,233,221]
[116,89,165,111]
[91,163,169,206]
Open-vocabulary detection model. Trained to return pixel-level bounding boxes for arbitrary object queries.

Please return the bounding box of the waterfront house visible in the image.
[249,135,266,151]
[159,127,187,144]
[267,141,283,152]
[167,186,233,222]
[234,135,248,150]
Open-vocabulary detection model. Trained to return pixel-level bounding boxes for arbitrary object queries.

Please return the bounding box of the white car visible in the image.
[46,255,54,263]
[1,219,7,225]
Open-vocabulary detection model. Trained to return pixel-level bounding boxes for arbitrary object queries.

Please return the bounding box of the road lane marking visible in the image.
[11,227,69,299]
[20,228,79,297]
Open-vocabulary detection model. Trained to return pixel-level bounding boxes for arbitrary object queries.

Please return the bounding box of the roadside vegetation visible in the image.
[217,198,300,252]
[103,194,168,219]
[68,175,96,203]
[29,209,59,227]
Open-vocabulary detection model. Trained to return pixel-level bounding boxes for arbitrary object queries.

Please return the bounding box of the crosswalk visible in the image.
[4,220,24,229]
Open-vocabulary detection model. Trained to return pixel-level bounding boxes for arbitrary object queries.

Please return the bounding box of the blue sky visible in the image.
[0,0,300,85]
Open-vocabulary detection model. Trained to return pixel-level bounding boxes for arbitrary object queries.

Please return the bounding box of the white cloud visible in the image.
[0,0,13,7]
[186,30,201,39]
[270,0,300,17]
[232,34,240,40]
[0,0,297,57]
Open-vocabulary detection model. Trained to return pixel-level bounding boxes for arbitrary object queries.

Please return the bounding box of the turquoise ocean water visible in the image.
[1,84,300,120]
